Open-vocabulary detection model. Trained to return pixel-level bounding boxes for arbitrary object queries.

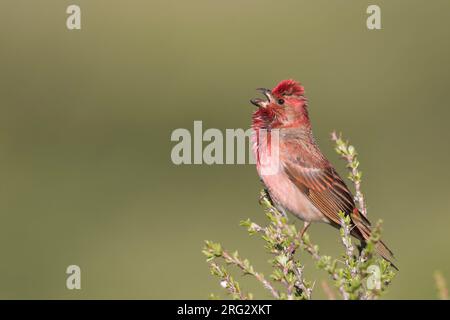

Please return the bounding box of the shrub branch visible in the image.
[331,131,367,217]
[203,132,396,299]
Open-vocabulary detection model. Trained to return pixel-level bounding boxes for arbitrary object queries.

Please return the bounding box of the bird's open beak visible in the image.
[250,88,273,108]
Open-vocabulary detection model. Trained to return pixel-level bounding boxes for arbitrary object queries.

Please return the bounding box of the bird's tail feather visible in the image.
[351,209,398,270]
[374,240,398,270]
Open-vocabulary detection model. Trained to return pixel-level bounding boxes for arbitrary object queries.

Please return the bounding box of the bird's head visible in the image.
[251,79,309,130]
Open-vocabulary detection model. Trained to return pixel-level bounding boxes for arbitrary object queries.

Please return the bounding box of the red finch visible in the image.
[250,79,395,267]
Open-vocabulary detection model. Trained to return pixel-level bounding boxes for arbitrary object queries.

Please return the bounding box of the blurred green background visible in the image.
[0,0,449,299]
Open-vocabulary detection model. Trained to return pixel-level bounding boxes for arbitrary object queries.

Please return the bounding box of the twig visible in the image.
[220,249,281,299]
[331,131,367,216]
[251,221,310,299]
[209,262,249,300]
[293,265,313,299]
[300,233,350,300]
[339,213,357,278]
[256,189,312,300]
[321,280,336,300]
[434,271,449,300]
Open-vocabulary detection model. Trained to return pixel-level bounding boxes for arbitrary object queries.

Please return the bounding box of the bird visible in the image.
[250,79,395,267]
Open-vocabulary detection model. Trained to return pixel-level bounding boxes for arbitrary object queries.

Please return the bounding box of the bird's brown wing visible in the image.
[280,139,396,267]
[280,139,356,228]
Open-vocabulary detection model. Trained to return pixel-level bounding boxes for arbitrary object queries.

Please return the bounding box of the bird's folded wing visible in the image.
[280,139,396,266]
[280,140,356,227]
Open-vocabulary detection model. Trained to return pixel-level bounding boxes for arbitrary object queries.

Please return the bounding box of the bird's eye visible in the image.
[278,99,285,105]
